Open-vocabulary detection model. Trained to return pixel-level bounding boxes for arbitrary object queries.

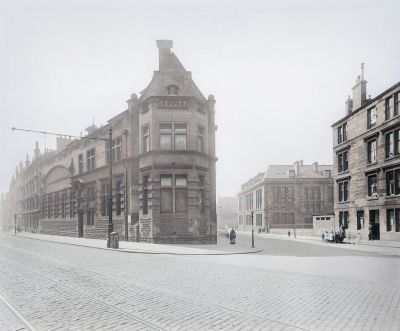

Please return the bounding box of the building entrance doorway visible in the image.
[369,210,380,240]
[78,211,84,238]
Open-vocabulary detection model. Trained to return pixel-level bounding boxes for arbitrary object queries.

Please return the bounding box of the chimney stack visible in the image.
[352,63,367,110]
[313,162,319,173]
[345,95,353,115]
[156,40,173,71]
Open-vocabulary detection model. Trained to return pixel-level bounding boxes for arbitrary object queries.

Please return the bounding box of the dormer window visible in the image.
[167,85,178,96]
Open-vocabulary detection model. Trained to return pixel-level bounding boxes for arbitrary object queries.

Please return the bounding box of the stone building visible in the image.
[332,67,400,241]
[237,161,334,235]
[2,40,217,244]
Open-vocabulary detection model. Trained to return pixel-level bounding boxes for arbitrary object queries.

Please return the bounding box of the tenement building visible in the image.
[332,67,400,241]
[237,161,334,235]
[2,40,217,244]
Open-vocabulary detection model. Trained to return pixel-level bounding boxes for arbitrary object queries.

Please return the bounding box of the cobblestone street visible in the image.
[1,233,400,331]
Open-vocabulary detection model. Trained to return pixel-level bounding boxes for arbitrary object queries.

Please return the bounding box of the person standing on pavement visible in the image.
[288,230,291,238]
[229,228,236,244]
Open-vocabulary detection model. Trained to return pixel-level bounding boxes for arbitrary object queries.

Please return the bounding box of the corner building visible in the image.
[332,69,400,241]
[2,40,217,244]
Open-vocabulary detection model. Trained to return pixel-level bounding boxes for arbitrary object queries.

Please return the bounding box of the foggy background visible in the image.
[1,0,399,197]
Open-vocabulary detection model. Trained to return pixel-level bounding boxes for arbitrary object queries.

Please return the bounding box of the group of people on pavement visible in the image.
[321,226,346,243]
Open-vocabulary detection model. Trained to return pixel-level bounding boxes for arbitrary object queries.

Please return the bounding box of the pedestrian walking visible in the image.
[288,230,291,238]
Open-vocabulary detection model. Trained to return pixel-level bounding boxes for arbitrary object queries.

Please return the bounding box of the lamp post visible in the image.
[107,125,113,248]
[14,213,17,235]
[251,211,255,248]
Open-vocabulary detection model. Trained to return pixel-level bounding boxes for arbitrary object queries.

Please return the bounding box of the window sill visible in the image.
[337,170,349,176]
[384,155,400,162]
[338,201,350,204]
[366,162,378,167]
[367,196,379,201]
[385,195,400,199]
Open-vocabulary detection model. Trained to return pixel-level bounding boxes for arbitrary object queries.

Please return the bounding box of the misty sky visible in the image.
[1,0,400,197]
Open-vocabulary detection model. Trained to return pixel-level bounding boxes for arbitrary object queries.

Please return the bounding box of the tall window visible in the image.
[197,125,205,153]
[61,191,66,218]
[142,124,149,152]
[368,175,377,197]
[106,137,122,162]
[160,124,172,150]
[339,211,349,229]
[142,175,149,215]
[159,123,187,150]
[78,154,83,174]
[199,175,205,213]
[337,123,347,144]
[87,210,94,226]
[385,97,394,120]
[101,182,110,216]
[256,214,262,226]
[160,174,187,213]
[385,129,399,158]
[272,187,294,208]
[255,189,262,209]
[86,149,95,171]
[338,181,349,202]
[367,140,377,164]
[114,137,122,161]
[48,193,53,218]
[174,124,187,150]
[386,169,400,196]
[304,187,321,213]
[385,208,400,232]
[337,151,349,173]
[54,192,60,218]
[395,92,400,117]
[367,107,377,128]
[246,193,253,210]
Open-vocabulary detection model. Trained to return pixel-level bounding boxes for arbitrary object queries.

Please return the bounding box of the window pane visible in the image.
[175,175,187,187]
[160,134,172,149]
[160,123,172,132]
[174,123,187,133]
[160,175,172,187]
[174,134,186,150]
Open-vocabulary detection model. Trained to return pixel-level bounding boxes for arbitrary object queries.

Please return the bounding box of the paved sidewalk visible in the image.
[8,231,261,255]
[240,231,400,249]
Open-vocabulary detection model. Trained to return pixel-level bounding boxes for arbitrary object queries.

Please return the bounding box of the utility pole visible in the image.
[251,211,255,248]
[107,125,113,248]
[123,130,129,242]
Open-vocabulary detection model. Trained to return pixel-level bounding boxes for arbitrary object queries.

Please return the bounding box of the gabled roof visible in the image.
[139,40,206,102]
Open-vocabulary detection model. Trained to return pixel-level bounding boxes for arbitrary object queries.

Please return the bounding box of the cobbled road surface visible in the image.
[0,233,399,331]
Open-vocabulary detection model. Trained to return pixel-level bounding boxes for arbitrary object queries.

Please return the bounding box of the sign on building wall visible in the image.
[130,185,140,213]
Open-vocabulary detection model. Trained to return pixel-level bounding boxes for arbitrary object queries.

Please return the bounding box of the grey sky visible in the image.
[1,0,399,197]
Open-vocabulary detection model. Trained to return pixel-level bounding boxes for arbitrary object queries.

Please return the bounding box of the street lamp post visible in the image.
[251,211,255,248]
[107,125,113,248]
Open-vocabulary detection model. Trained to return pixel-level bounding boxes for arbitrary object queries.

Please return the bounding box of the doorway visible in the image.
[78,211,84,238]
[369,210,380,240]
